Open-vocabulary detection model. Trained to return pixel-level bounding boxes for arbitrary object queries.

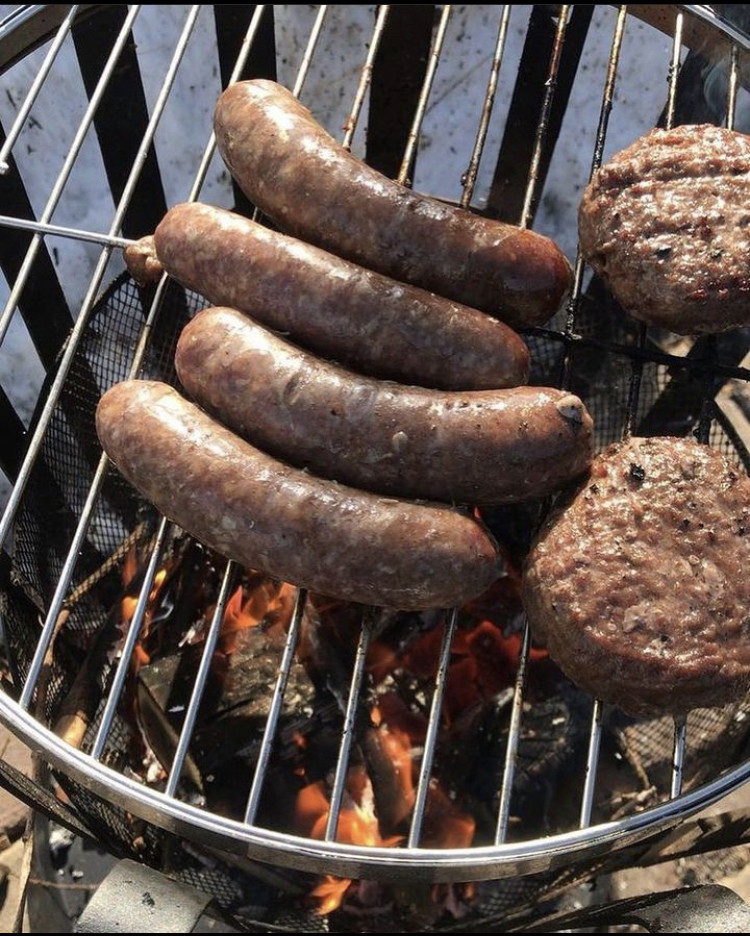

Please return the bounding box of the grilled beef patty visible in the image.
[579,124,750,334]
[522,436,750,717]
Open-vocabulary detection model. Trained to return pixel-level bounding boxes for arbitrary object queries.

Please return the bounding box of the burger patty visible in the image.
[578,123,750,335]
[522,435,750,717]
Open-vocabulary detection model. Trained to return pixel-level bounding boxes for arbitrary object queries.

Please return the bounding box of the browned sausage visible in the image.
[175,307,594,506]
[146,202,529,391]
[123,234,163,286]
[213,79,573,329]
[96,380,502,610]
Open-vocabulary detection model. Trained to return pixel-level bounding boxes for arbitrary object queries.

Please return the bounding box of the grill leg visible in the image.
[74,858,241,934]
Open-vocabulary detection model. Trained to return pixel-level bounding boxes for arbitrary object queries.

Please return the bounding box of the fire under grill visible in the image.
[3,3,750,930]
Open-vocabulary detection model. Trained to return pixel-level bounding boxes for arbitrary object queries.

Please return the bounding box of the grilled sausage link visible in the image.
[145,202,529,391]
[176,307,594,506]
[213,79,573,329]
[96,380,503,610]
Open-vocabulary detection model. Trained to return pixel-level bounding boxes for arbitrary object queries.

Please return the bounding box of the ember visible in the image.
[366,562,540,727]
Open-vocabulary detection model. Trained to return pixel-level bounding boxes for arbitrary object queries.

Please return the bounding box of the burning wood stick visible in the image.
[51,526,175,750]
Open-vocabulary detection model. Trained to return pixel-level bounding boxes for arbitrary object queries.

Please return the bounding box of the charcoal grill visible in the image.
[2,3,750,929]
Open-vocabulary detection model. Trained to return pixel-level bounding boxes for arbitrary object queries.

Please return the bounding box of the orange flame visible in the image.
[309,877,352,917]
[215,575,296,656]
[294,767,401,914]
[120,547,170,669]
[295,768,398,847]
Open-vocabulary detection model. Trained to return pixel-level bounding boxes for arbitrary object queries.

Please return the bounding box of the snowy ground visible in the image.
[0,4,744,509]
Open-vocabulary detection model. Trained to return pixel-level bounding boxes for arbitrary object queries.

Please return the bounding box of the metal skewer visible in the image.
[0,213,135,249]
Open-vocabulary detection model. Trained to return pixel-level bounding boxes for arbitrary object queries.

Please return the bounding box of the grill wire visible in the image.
[2,2,750,928]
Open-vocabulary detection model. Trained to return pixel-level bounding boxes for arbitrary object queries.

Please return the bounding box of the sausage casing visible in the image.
[96,380,503,610]
[213,79,573,329]
[175,307,594,506]
[149,202,529,391]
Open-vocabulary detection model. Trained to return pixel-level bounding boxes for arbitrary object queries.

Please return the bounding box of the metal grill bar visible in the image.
[407,607,458,848]
[618,7,694,807]
[579,700,604,829]
[325,612,374,842]
[663,8,690,803]
[186,4,271,202]
[244,588,307,825]
[0,5,142,353]
[623,322,649,438]
[492,7,578,844]
[214,4,276,216]
[291,4,328,99]
[727,42,740,125]
[75,6,169,241]
[364,5,434,178]
[519,4,572,229]
[664,8,685,131]
[14,5,204,711]
[397,4,451,186]
[0,213,131,248]
[671,717,688,799]
[624,4,683,442]
[0,55,79,372]
[340,4,390,153]
[494,623,532,845]
[165,560,239,798]
[90,516,172,761]
[564,3,628,338]
[711,45,748,461]
[459,4,512,208]
[571,6,629,828]
[0,4,79,173]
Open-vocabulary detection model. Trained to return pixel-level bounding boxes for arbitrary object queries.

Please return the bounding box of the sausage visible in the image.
[123,234,163,286]
[213,79,573,329]
[175,307,595,506]
[146,202,529,391]
[96,380,503,610]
